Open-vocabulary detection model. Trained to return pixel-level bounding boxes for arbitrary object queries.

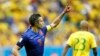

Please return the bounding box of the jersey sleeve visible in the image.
[67,34,73,47]
[17,34,26,48]
[90,34,97,48]
[41,25,52,35]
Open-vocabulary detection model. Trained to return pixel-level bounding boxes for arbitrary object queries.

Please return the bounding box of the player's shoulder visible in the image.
[87,32,95,38]
[41,26,48,32]
[21,27,33,37]
[83,31,94,36]
[69,31,78,37]
[41,26,47,30]
[78,31,95,37]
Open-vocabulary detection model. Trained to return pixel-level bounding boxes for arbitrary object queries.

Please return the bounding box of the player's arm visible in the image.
[93,48,97,56]
[62,44,71,56]
[12,45,20,56]
[90,34,97,56]
[12,35,26,56]
[47,6,71,31]
[62,33,73,56]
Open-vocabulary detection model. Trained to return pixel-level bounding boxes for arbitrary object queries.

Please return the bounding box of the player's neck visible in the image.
[81,29,88,31]
[32,26,40,33]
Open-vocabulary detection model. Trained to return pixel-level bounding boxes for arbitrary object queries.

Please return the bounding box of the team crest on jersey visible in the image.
[39,30,43,35]
[37,39,43,46]
[37,36,44,46]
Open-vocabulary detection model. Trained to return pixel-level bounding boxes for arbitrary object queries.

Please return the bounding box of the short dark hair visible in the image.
[29,14,41,26]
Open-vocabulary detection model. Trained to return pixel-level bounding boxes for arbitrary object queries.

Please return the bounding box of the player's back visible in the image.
[68,31,96,56]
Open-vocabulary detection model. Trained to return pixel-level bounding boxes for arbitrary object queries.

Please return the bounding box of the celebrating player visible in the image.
[62,20,97,56]
[12,5,71,56]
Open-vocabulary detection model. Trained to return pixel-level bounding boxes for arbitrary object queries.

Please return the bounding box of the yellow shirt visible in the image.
[67,31,97,56]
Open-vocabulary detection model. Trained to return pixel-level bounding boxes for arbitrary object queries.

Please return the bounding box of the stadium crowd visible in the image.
[0,0,100,47]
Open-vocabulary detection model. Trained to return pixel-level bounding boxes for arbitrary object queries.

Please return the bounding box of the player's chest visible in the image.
[28,31,45,46]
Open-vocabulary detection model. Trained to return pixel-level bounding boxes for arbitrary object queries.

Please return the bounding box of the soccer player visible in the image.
[12,6,71,56]
[62,20,97,56]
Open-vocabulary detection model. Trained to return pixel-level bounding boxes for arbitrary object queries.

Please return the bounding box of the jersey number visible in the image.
[74,38,86,51]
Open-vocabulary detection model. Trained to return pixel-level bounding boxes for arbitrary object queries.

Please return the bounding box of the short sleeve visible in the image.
[17,34,26,48]
[41,26,47,35]
[67,34,73,47]
[90,34,97,48]
[41,25,52,36]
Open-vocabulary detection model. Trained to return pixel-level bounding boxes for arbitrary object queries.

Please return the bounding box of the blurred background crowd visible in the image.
[0,0,100,47]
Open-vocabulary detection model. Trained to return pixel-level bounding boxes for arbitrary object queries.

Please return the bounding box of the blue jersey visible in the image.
[17,26,50,56]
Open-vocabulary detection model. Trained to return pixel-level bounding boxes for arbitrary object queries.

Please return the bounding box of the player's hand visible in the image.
[64,5,71,13]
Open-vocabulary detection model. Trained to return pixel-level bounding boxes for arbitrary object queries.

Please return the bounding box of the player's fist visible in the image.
[64,5,71,13]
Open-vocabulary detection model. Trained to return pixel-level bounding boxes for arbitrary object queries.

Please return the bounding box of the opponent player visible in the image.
[12,5,71,56]
[62,20,97,56]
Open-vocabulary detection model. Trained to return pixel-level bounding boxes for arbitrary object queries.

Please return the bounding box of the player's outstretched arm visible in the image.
[49,6,71,30]
[93,48,97,56]
[12,45,20,56]
[62,44,70,56]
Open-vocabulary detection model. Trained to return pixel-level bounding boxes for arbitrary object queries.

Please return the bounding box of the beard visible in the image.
[37,25,43,29]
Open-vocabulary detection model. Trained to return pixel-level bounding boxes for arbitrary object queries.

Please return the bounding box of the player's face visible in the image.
[36,17,44,29]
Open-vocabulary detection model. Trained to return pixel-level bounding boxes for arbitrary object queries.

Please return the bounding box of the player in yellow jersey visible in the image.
[62,20,97,56]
